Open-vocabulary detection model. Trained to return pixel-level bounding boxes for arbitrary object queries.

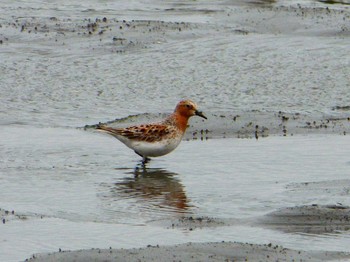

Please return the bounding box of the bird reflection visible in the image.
[111,165,192,214]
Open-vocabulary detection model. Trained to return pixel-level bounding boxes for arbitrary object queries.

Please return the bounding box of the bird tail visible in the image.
[96,124,122,137]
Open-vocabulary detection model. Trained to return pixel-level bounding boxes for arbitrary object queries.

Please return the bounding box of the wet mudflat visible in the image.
[1,0,350,261]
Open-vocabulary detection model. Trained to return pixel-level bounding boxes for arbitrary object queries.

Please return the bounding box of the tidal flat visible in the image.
[1,0,350,261]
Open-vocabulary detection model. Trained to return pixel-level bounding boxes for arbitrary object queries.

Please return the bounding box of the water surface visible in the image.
[1,0,350,261]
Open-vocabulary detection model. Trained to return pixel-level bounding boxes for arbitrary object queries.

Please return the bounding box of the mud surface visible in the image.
[260,204,350,234]
[26,241,350,262]
[1,0,350,261]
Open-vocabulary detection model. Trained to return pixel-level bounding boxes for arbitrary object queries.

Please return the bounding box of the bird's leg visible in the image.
[134,150,143,158]
[141,156,151,166]
[135,151,151,166]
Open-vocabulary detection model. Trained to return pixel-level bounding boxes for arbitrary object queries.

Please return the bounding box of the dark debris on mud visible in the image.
[1,208,27,224]
[2,1,348,55]
[170,216,226,231]
[1,207,45,224]
[0,16,213,54]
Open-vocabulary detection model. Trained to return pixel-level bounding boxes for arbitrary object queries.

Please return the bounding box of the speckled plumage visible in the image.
[97,100,207,161]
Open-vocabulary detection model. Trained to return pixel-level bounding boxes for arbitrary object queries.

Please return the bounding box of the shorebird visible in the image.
[97,100,207,162]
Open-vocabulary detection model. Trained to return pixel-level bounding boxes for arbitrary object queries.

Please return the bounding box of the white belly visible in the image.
[128,137,183,157]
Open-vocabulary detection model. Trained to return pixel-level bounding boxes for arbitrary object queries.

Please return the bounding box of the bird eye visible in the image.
[186,104,191,108]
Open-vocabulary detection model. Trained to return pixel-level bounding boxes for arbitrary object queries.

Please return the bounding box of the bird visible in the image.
[96,100,207,163]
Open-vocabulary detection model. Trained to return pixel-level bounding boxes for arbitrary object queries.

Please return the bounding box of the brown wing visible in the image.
[97,124,175,142]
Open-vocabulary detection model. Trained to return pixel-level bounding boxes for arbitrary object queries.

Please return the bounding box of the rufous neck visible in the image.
[173,113,190,133]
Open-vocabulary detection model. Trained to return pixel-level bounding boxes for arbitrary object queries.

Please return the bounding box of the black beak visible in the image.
[195,110,207,120]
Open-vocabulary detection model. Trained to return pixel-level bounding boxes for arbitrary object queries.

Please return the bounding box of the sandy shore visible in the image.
[26,241,350,262]
[23,204,350,261]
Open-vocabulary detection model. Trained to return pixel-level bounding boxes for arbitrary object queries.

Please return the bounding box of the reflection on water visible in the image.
[110,166,192,215]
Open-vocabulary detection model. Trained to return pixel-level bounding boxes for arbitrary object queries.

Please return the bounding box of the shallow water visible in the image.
[2,128,350,261]
[1,0,350,261]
